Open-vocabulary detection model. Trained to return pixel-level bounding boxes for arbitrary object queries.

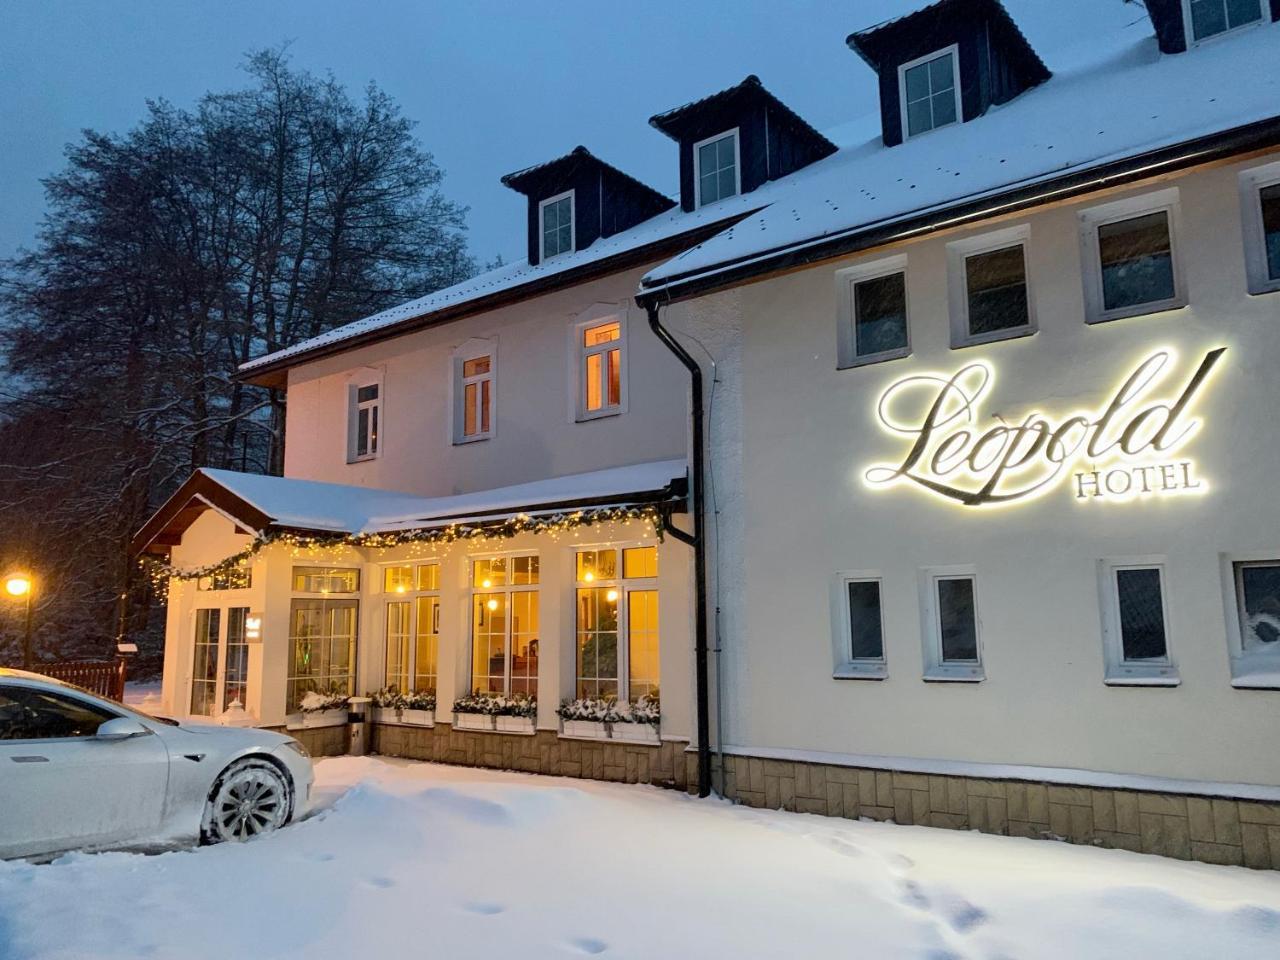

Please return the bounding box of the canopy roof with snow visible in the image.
[131,459,688,556]
[638,4,1280,301]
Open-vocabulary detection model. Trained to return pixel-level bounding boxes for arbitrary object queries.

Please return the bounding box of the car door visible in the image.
[0,683,170,859]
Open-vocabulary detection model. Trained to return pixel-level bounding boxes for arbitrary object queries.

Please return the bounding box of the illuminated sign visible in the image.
[864,347,1225,507]
[245,614,263,642]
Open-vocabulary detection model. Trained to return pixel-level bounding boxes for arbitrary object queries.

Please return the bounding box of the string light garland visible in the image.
[141,503,667,595]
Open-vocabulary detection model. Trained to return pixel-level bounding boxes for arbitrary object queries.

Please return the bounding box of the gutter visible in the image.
[644,301,712,799]
[637,114,1280,307]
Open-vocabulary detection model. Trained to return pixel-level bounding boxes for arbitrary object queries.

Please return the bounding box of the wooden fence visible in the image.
[36,659,128,701]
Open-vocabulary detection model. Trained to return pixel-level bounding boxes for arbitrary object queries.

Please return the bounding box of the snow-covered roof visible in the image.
[640,11,1280,294]
[132,459,688,554]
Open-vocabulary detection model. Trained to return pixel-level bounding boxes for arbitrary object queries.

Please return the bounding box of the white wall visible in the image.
[283,264,687,496]
[687,154,1280,788]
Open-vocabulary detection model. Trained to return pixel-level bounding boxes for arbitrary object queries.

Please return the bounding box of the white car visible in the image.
[0,668,314,860]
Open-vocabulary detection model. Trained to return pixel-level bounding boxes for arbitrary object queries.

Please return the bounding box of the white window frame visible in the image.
[919,565,985,682]
[285,564,361,717]
[830,571,888,679]
[450,338,496,444]
[539,189,575,261]
[946,224,1035,348]
[1219,551,1280,689]
[570,309,628,421]
[692,128,741,208]
[897,44,962,141]
[572,541,661,702]
[1180,0,1266,45]
[346,372,382,463]
[379,560,441,695]
[1239,160,1280,296]
[1097,557,1179,686]
[467,551,541,700]
[835,254,911,369]
[1078,187,1187,324]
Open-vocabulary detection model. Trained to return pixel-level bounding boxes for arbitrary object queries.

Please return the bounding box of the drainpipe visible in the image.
[645,300,711,799]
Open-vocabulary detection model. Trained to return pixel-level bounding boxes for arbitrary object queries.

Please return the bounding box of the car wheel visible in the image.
[202,757,292,844]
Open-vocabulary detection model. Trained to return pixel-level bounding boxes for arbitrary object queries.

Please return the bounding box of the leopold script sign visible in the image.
[864,347,1226,507]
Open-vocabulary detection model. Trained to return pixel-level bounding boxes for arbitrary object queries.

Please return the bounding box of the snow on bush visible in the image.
[299,689,349,713]
[452,692,535,717]
[558,693,660,724]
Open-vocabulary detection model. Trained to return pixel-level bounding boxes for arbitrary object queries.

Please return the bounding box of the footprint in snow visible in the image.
[566,938,609,955]
[462,902,506,916]
[824,835,865,858]
[363,876,395,889]
[302,852,336,863]
[944,901,988,934]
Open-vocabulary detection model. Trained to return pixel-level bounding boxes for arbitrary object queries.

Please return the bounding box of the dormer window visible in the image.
[694,130,740,207]
[1183,0,1264,42]
[899,47,960,139]
[539,191,575,260]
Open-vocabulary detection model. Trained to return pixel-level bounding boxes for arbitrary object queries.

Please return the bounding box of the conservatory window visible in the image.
[899,46,960,138]
[196,566,251,591]
[288,566,359,713]
[694,129,739,207]
[291,566,359,594]
[383,562,440,695]
[1184,0,1264,42]
[1098,559,1178,686]
[470,555,540,698]
[190,607,252,717]
[540,191,574,259]
[575,545,660,700]
[921,567,984,681]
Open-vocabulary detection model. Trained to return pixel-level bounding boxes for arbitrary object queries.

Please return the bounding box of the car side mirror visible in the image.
[95,717,151,741]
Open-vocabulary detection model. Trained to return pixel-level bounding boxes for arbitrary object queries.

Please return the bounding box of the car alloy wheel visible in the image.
[204,758,291,843]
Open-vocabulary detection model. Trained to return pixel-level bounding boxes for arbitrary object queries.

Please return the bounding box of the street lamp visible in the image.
[4,572,34,670]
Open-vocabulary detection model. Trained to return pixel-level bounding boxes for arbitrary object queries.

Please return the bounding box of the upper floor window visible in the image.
[694,129,739,207]
[1183,0,1264,42]
[347,381,380,462]
[452,340,495,443]
[835,255,910,368]
[577,318,624,419]
[540,191,574,260]
[1240,160,1280,295]
[899,46,960,139]
[947,225,1033,347]
[1079,189,1185,324]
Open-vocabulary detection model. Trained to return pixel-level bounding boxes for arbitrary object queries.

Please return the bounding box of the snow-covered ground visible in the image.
[1,757,1278,959]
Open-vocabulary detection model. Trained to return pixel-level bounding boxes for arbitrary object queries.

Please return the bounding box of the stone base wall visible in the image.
[718,754,1280,869]
[265,723,349,758]
[372,722,697,788]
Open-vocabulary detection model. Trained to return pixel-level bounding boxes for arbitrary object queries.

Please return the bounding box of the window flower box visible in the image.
[401,708,434,727]
[453,712,495,732]
[611,722,659,744]
[495,715,535,735]
[372,707,400,725]
[562,719,610,739]
[302,707,348,729]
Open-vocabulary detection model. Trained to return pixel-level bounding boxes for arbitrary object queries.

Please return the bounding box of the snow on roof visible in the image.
[641,13,1280,290]
[199,459,687,535]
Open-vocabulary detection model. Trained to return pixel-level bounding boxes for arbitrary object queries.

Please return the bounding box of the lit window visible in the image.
[291,567,359,594]
[1099,559,1177,686]
[470,555,540,699]
[383,561,440,695]
[1227,559,1280,688]
[575,546,659,701]
[197,566,252,591]
[1080,190,1185,323]
[899,47,959,138]
[540,192,574,259]
[190,608,221,717]
[453,341,495,443]
[287,597,358,713]
[832,573,887,679]
[836,256,910,368]
[921,568,983,681]
[1184,0,1264,42]
[946,226,1033,347]
[383,566,413,594]
[578,319,624,419]
[1239,162,1280,295]
[694,130,739,207]
[348,382,380,462]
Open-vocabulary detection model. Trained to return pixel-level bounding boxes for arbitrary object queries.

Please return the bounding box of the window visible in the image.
[576,317,625,419]
[899,46,960,139]
[831,573,887,679]
[540,191,574,260]
[288,566,360,713]
[348,381,380,462]
[1080,190,1185,323]
[693,129,739,207]
[836,255,910,368]
[1098,559,1177,685]
[0,686,116,740]
[920,567,984,681]
[190,609,220,716]
[452,340,495,443]
[1239,162,1280,295]
[222,608,250,712]
[1183,0,1264,42]
[190,607,252,717]
[947,226,1033,347]
[197,566,251,591]
[382,562,440,695]
[470,555,540,698]
[1223,556,1280,688]
[575,546,659,701]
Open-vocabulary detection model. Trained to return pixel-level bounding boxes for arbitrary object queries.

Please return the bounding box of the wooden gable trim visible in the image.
[129,472,276,558]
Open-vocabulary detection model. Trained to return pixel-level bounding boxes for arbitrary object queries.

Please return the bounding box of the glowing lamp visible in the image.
[4,574,32,598]
[606,589,619,603]
[486,598,499,611]
[584,571,594,582]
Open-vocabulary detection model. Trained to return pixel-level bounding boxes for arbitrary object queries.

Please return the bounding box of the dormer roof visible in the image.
[500,145,673,216]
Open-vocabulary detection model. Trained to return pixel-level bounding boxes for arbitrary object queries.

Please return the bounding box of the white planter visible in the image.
[401,708,434,727]
[453,712,494,731]
[372,707,399,725]
[562,719,609,739]
[302,707,348,729]
[611,722,660,743]
[495,716,536,735]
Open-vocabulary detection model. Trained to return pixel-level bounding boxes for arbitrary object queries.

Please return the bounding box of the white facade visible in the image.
[676,154,1280,792]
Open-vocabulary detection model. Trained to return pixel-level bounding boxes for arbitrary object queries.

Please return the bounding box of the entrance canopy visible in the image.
[131,459,689,557]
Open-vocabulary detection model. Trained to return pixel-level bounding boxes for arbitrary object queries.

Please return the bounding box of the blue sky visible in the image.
[0,0,1143,267]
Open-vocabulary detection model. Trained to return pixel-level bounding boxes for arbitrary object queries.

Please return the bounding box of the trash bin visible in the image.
[347,696,372,756]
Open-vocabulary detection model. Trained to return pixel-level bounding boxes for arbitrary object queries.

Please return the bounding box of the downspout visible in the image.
[645,299,712,799]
